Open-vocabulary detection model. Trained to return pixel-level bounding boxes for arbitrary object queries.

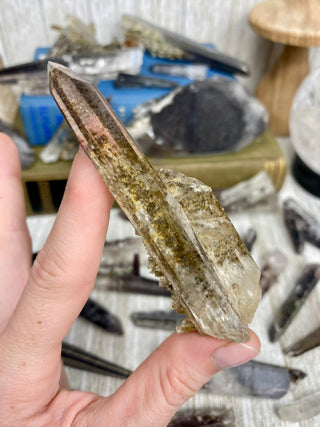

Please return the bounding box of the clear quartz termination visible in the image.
[48,62,261,343]
[277,391,320,422]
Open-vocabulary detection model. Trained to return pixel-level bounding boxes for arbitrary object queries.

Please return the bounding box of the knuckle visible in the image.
[159,364,197,409]
[31,245,68,292]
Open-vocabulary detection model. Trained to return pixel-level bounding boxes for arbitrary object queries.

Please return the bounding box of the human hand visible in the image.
[0,133,260,426]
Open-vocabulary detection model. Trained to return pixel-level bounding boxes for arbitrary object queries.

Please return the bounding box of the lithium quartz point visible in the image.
[284,326,320,357]
[49,62,261,343]
[277,391,320,422]
[204,360,306,399]
[269,264,320,342]
[168,407,235,426]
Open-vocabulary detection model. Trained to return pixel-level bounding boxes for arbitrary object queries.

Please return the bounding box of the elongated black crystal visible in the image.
[283,326,320,357]
[260,250,287,296]
[95,274,170,296]
[168,407,235,426]
[0,57,67,84]
[283,198,320,253]
[114,73,178,89]
[123,14,249,75]
[80,298,123,335]
[269,264,320,342]
[131,310,185,330]
[62,342,132,379]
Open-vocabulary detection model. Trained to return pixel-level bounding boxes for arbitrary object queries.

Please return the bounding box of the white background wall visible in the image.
[0,0,289,94]
[1,0,320,92]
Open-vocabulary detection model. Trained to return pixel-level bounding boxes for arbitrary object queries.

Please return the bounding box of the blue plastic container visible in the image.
[20,47,232,145]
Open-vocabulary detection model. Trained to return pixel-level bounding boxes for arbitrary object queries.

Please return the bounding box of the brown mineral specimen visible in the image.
[49,62,261,342]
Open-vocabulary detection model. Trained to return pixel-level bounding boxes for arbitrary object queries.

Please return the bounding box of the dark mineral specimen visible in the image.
[114,73,178,89]
[128,77,268,156]
[269,264,320,341]
[260,250,287,296]
[283,326,320,357]
[122,14,249,75]
[130,310,185,330]
[62,342,131,378]
[80,298,123,335]
[283,198,320,253]
[168,407,235,426]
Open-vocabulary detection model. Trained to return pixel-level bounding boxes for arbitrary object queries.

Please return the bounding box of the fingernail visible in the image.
[212,342,259,370]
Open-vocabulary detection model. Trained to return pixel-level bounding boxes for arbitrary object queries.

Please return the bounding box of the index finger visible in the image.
[3,148,113,359]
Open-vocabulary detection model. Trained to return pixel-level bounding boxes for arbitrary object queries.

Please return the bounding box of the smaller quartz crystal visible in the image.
[260,250,287,296]
[218,171,276,212]
[269,264,320,341]
[277,391,320,422]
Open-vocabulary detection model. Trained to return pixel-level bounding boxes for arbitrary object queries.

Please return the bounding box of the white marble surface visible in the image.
[27,139,320,426]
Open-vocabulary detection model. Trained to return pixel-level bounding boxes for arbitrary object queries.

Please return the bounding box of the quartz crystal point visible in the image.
[114,73,179,89]
[241,228,257,252]
[62,342,132,379]
[95,273,170,296]
[283,326,320,357]
[260,250,287,296]
[168,407,235,427]
[283,198,320,253]
[122,14,249,76]
[151,63,209,80]
[99,237,146,276]
[49,62,261,342]
[269,264,320,342]
[218,171,276,212]
[203,360,306,399]
[277,391,320,422]
[80,298,123,335]
[130,310,186,330]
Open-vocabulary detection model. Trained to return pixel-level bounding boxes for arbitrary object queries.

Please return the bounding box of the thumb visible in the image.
[84,330,260,426]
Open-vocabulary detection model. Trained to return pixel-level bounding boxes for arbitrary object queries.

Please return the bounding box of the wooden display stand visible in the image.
[249,0,320,136]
